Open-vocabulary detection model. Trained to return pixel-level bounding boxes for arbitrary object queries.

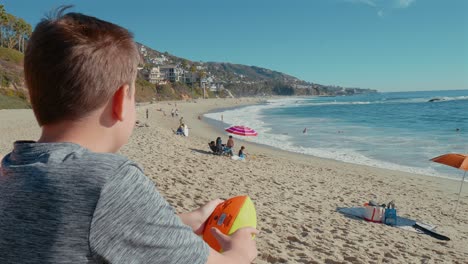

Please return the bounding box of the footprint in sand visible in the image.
[260,252,288,263]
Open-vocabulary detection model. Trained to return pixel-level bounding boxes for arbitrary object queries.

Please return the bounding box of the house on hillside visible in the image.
[160,65,184,82]
[184,71,199,85]
[147,67,161,84]
[141,67,163,84]
[209,83,225,92]
[151,57,167,65]
[200,76,213,90]
[139,46,147,56]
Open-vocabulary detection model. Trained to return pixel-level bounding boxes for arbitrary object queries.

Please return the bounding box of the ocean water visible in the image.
[205,90,468,180]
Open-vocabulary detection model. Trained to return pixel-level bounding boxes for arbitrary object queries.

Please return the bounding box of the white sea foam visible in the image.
[438,95,468,102]
[274,95,468,107]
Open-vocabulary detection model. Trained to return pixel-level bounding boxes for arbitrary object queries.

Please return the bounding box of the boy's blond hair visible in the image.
[24,7,140,126]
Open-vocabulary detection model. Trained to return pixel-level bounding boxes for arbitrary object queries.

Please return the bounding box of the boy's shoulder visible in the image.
[3,141,143,181]
[81,150,140,171]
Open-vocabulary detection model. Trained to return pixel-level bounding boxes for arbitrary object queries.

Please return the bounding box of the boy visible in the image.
[0,8,257,264]
[225,135,234,156]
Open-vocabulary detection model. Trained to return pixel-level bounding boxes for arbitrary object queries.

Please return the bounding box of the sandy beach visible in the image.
[1,99,467,263]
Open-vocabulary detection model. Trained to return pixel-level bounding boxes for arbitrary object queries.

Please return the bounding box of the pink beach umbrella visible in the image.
[225,125,258,136]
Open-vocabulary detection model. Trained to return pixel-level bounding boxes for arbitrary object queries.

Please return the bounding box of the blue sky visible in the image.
[3,0,467,92]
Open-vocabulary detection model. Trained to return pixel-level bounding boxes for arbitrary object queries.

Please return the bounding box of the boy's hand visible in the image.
[211,227,259,263]
[178,199,224,235]
[193,198,224,235]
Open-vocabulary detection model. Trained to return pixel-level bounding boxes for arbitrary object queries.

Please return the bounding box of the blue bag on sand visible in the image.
[384,209,397,225]
[384,201,397,226]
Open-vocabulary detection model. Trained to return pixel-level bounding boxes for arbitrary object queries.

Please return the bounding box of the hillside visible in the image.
[137,42,376,98]
[0,42,377,109]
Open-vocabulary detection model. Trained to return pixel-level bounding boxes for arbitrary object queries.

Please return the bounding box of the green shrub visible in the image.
[0,93,30,109]
[135,77,157,102]
[0,47,24,65]
[5,89,15,97]
[156,84,176,100]
[0,76,10,87]
[205,89,215,98]
[16,90,27,100]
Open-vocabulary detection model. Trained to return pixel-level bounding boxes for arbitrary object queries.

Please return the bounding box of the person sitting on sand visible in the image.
[216,137,224,155]
[208,141,217,153]
[0,8,258,263]
[238,146,247,159]
[176,124,185,135]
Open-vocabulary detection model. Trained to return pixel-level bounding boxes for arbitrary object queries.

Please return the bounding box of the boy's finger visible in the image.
[237,227,260,235]
[210,198,224,205]
[199,199,224,217]
[210,227,229,244]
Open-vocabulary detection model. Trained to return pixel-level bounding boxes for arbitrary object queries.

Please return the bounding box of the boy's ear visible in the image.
[112,84,130,121]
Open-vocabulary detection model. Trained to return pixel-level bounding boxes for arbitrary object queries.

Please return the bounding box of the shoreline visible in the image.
[202,99,467,183]
[201,99,465,185]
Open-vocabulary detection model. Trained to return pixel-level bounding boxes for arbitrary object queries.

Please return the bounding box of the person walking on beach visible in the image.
[0,7,258,264]
[171,108,175,118]
[146,108,149,119]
